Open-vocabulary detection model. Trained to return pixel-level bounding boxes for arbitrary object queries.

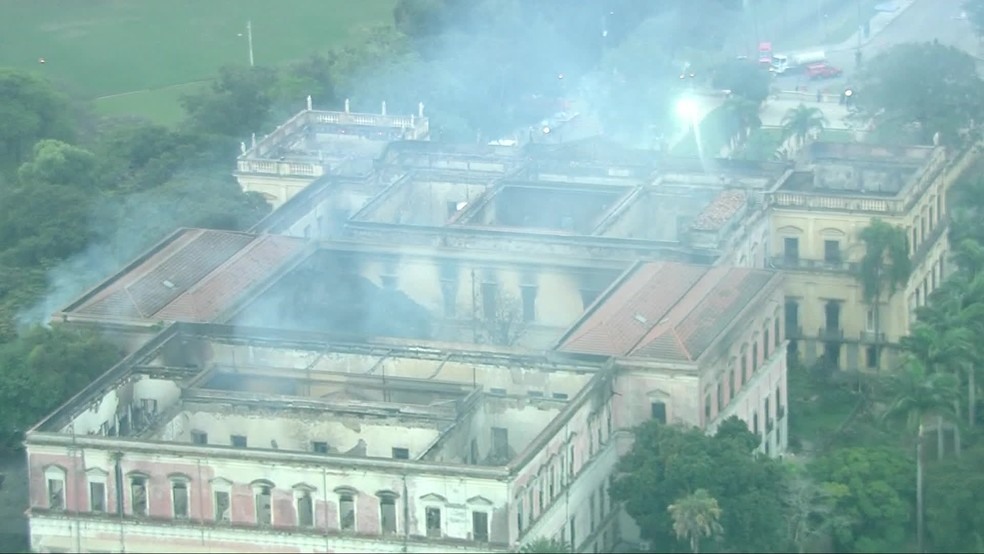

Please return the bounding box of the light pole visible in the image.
[246,20,255,67]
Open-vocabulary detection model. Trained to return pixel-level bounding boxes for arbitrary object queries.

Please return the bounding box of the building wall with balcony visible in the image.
[26,440,512,553]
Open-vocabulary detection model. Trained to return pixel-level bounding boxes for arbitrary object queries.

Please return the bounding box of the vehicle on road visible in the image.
[771,50,827,74]
[806,62,843,80]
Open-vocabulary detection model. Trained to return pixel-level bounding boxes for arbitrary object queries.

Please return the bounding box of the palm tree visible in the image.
[882,358,960,554]
[857,219,912,371]
[519,537,570,553]
[667,489,724,554]
[780,104,828,150]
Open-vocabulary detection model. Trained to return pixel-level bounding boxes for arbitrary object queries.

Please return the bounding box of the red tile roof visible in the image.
[691,189,747,231]
[67,229,306,323]
[557,262,778,361]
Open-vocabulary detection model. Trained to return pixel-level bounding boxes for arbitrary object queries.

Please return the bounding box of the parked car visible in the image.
[806,62,843,80]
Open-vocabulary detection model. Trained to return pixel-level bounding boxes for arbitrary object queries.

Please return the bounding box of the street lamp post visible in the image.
[246,20,255,67]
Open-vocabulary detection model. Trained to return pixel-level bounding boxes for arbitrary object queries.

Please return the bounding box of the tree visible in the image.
[0,69,76,171]
[783,469,842,554]
[780,104,828,150]
[924,444,984,552]
[857,219,911,369]
[612,418,788,552]
[17,139,99,190]
[720,96,762,151]
[711,58,771,104]
[181,65,279,138]
[882,358,960,554]
[667,489,724,554]
[518,537,570,553]
[809,446,915,553]
[857,42,983,145]
[0,325,122,450]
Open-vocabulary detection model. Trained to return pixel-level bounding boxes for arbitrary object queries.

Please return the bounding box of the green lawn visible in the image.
[787,366,863,454]
[0,0,396,122]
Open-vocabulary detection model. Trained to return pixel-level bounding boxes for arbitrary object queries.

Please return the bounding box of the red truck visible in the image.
[806,62,843,80]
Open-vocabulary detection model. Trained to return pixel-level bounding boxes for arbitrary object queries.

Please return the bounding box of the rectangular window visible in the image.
[481,282,499,320]
[492,427,509,458]
[774,317,781,347]
[866,345,879,369]
[380,496,397,534]
[729,368,737,398]
[741,351,749,383]
[570,515,577,550]
[651,401,667,423]
[392,447,410,459]
[297,491,314,527]
[312,441,329,454]
[440,278,457,317]
[131,477,147,516]
[866,309,876,332]
[191,430,208,445]
[340,494,355,530]
[517,499,524,533]
[824,240,841,263]
[426,506,442,537]
[783,237,799,262]
[763,329,770,359]
[89,482,106,512]
[521,285,538,322]
[255,486,272,525]
[752,342,759,371]
[172,481,189,518]
[716,382,724,411]
[230,434,247,448]
[215,491,231,522]
[765,397,772,430]
[48,478,65,511]
[704,393,712,421]
[776,385,784,418]
[569,444,576,477]
[473,511,489,541]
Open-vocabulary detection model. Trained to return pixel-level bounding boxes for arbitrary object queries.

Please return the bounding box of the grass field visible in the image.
[0,0,397,124]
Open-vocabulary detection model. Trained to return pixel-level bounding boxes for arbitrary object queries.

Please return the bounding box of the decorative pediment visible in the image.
[250,479,275,489]
[419,493,447,503]
[210,477,233,488]
[167,472,192,482]
[85,467,109,478]
[376,489,400,499]
[292,482,317,492]
[777,225,804,235]
[334,485,359,496]
[466,495,494,507]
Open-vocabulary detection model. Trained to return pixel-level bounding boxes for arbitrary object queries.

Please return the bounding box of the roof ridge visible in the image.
[625,264,708,356]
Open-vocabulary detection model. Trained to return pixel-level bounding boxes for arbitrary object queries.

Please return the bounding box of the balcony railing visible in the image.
[859,330,887,343]
[771,256,859,273]
[819,326,845,341]
[772,191,906,214]
[785,324,803,339]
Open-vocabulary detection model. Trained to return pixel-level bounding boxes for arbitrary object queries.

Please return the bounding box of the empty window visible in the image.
[297,491,314,527]
[570,515,576,549]
[824,240,841,263]
[728,367,737,397]
[716,382,724,411]
[741,350,749,383]
[312,441,329,454]
[392,447,410,460]
[521,285,538,322]
[131,476,147,516]
[783,237,799,262]
[440,279,457,317]
[776,386,784,417]
[517,498,524,533]
[89,482,106,512]
[763,329,770,359]
[191,430,208,445]
[491,427,509,458]
[255,486,272,525]
[704,393,712,421]
[48,477,65,511]
[650,401,667,424]
[380,496,397,534]
[340,493,355,530]
[753,412,759,435]
[865,309,876,332]
[172,481,189,518]
[214,491,231,522]
[549,466,556,498]
[866,345,879,369]
[426,506,442,537]
[752,342,759,371]
[568,444,576,477]
[230,435,247,448]
[481,282,499,319]
[774,317,781,347]
[473,510,489,541]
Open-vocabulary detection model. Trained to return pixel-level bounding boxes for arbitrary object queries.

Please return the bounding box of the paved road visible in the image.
[773,0,980,95]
